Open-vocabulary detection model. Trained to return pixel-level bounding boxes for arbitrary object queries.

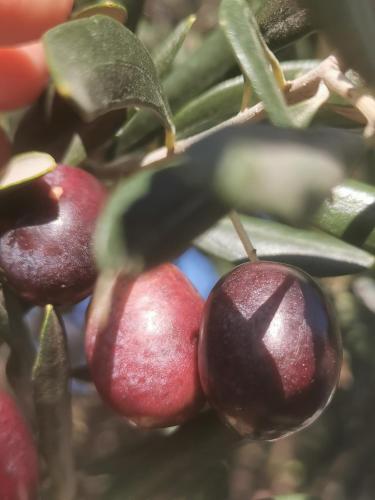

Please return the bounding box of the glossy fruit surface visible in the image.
[0,390,39,500]
[0,164,106,305]
[0,0,74,46]
[85,264,205,428]
[199,261,342,440]
[0,42,49,111]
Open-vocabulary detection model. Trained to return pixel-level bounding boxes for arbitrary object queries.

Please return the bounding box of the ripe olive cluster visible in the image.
[0,4,343,497]
[0,162,342,498]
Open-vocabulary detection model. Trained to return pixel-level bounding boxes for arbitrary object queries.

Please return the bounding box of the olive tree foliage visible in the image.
[0,0,375,498]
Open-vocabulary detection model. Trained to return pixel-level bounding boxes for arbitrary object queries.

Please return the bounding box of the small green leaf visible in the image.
[195,215,375,277]
[115,28,234,153]
[220,0,293,127]
[43,15,174,133]
[313,180,375,255]
[115,2,314,154]
[153,14,197,80]
[73,0,127,23]
[32,306,76,500]
[0,152,56,191]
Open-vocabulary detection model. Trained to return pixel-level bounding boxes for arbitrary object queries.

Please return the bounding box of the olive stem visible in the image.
[229,210,258,263]
[94,54,369,178]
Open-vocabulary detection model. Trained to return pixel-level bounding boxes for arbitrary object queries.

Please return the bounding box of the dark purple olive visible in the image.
[198,261,342,440]
[0,164,106,305]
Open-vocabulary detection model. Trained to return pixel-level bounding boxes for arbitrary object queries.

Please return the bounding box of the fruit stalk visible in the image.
[229,210,258,262]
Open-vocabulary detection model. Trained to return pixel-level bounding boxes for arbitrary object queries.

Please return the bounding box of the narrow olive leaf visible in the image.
[95,161,228,273]
[115,29,234,154]
[61,134,87,166]
[153,15,197,80]
[72,0,127,23]
[43,15,174,133]
[113,15,196,154]
[0,152,56,191]
[175,76,245,139]
[313,180,375,255]
[301,0,375,87]
[174,60,321,139]
[220,0,294,127]
[114,2,314,154]
[32,305,76,500]
[195,215,375,277]
[188,124,362,224]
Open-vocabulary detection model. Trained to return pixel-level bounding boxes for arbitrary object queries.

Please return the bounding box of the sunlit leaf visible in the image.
[32,305,76,500]
[314,180,375,254]
[153,14,197,79]
[44,15,174,133]
[195,215,375,277]
[220,0,293,126]
[0,152,56,191]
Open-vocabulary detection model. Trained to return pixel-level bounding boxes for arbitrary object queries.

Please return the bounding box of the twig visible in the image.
[96,55,371,178]
[229,211,258,263]
[321,58,375,145]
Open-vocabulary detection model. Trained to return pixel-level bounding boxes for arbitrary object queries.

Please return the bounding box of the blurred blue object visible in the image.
[174,247,219,299]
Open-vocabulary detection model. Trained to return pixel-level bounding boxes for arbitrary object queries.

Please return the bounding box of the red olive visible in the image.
[0,390,39,500]
[0,164,106,305]
[199,261,342,440]
[85,264,205,428]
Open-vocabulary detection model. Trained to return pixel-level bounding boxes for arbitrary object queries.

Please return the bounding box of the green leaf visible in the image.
[174,60,320,139]
[187,124,360,224]
[95,162,227,274]
[114,2,314,154]
[0,152,56,191]
[96,124,362,274]
[73,0,127,23]
[32,306,76,500]
[302,0,375,87]
[220,0,294,127]
[153,15,197,80]
[0,286,11,346]
[313,180,375,255]
[115,28,234,153]
[258,0,314,50]
[43,15,174,133]
[174,76,245,139]
[195,215,375,277]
